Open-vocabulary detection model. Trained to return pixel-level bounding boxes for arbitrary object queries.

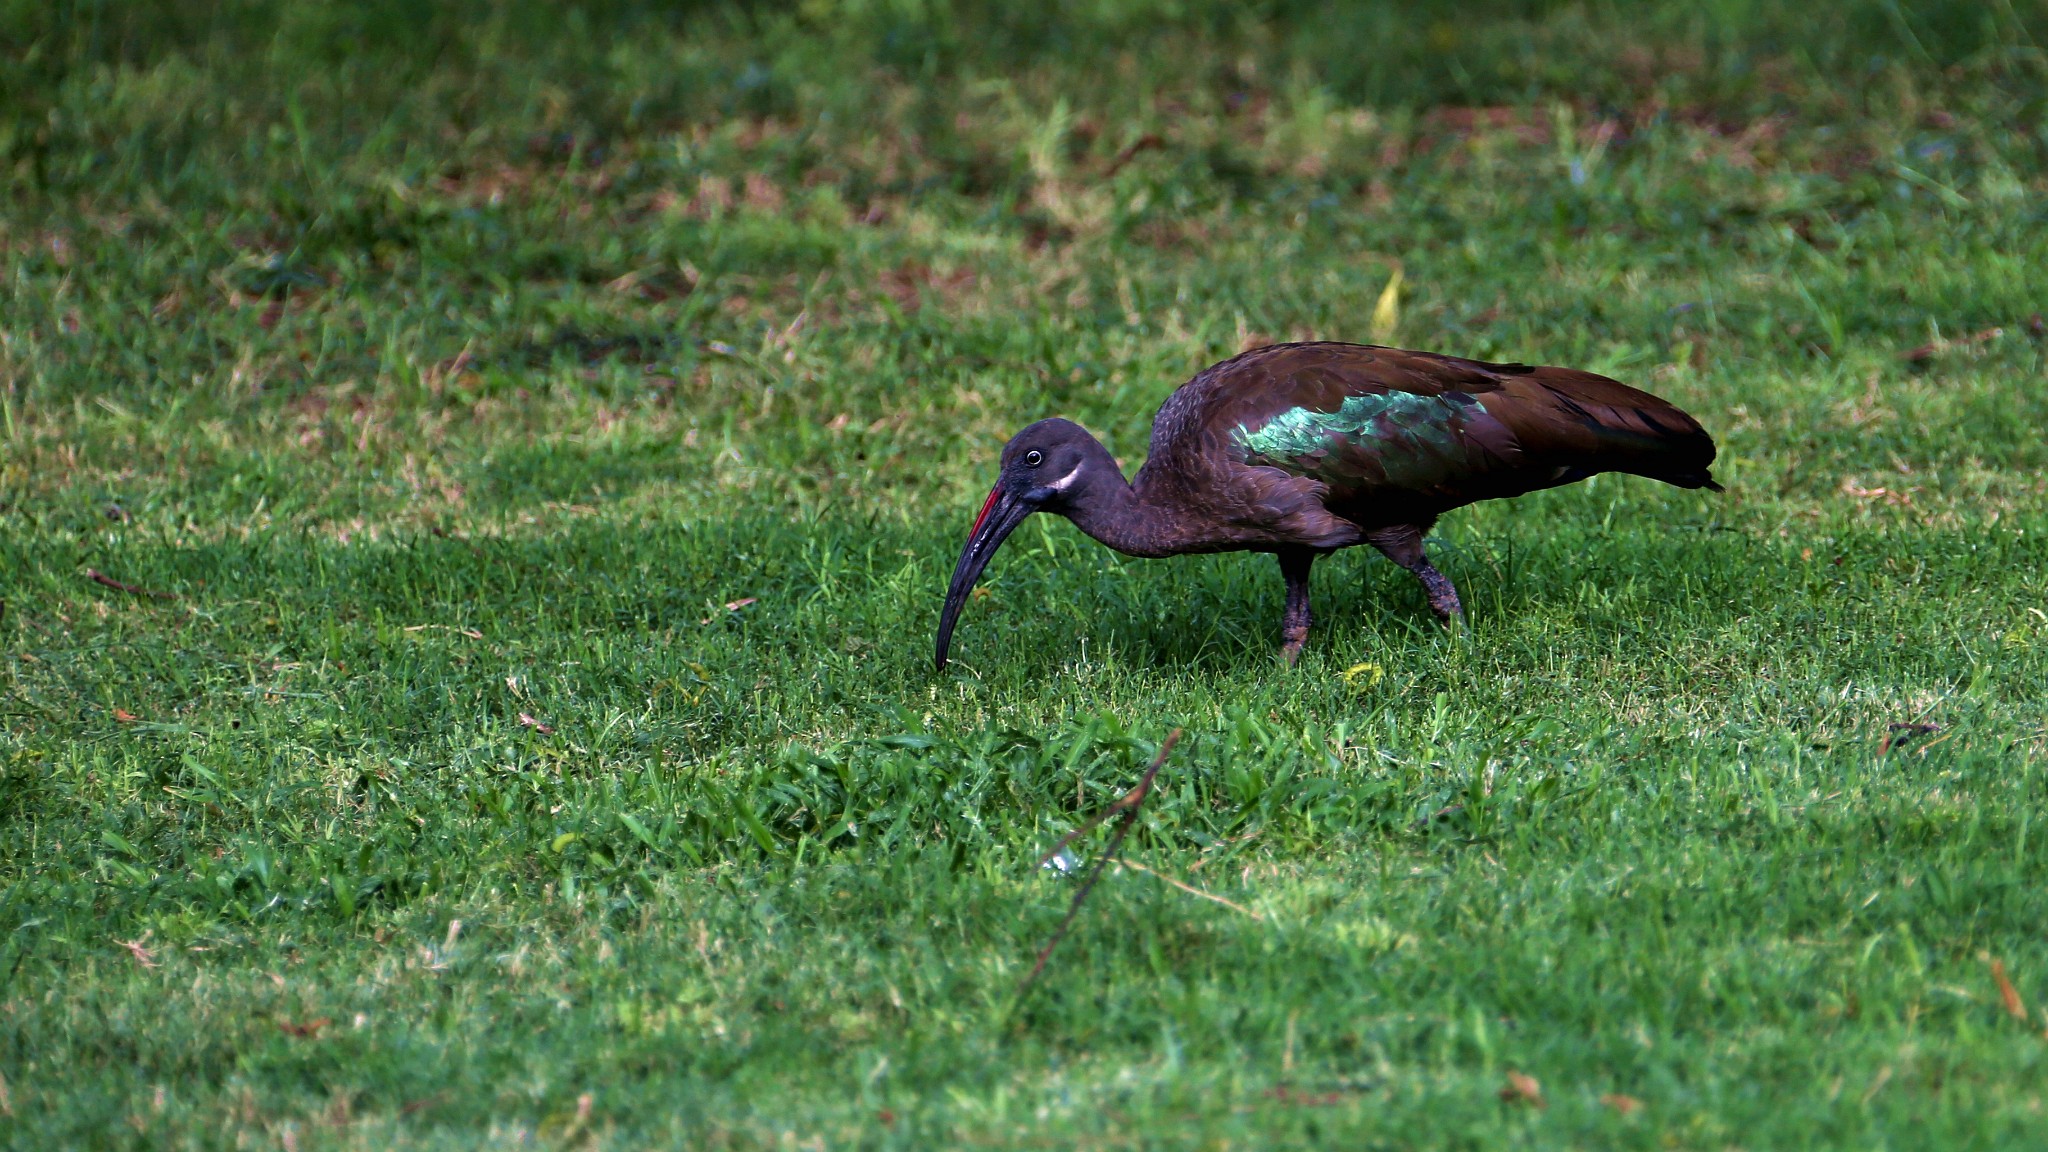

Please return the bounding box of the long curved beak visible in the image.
[935,485,1038,671]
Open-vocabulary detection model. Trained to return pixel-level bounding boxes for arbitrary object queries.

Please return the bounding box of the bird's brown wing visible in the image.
[1147,343,1717,542]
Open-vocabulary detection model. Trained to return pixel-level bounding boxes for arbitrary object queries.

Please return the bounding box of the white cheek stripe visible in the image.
[1046,463,1084,491]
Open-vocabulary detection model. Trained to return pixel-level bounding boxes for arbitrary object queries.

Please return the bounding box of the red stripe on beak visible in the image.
[968,486,1002,538]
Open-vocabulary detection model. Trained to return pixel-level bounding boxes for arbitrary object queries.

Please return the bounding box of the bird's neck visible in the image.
[1062,468,1185,559]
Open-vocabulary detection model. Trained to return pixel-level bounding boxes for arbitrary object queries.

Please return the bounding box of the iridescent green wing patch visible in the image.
[1232,390,1516,492]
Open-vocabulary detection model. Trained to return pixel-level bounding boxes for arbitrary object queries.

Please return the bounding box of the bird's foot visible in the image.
[1425,584,1464,627]
[1280,630,1309,666]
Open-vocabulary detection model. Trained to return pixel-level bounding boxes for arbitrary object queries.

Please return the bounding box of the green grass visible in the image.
[5,0,2048,1146]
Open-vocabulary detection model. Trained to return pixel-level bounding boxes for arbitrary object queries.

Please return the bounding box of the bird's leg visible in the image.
[1365,524,1464,624]
[1277,548,1316,664]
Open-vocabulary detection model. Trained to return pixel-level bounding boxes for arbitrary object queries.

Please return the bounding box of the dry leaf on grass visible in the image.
[1879,722,1940,755]
[518,712,555,735]
[1500,1070,1546,1109]
[701,597,757,624]
[1601,1092,1642,1115]
[1840,476,1917,506]
[278,1017,331,1038]
[1988,956,2028,1021]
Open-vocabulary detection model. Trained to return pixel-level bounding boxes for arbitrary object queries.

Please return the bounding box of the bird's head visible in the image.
[935,418,1117,670]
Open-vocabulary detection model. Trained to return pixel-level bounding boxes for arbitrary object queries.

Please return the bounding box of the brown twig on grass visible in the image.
[403,623,484,639]
[84,568,175,600]
[1033,728,1181,872]
[1014,729,1181,1005]
[1113,857,1263,921]
[1104,133,1165,177]
[1903,326,2003,363]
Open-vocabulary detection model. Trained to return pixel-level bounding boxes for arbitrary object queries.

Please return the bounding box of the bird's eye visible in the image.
[1024,450,1043,467]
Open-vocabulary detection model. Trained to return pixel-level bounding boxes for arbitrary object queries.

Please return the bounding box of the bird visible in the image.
[934,341,1720,670]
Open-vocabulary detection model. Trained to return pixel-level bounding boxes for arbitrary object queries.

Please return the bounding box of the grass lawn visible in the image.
[4,1,2048,1146]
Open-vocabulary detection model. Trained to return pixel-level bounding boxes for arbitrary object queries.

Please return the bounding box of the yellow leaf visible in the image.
[1342,662,1384,689]
[1370,267,1402,343]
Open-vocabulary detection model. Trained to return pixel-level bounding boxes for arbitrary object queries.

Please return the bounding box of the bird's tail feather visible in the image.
[1647,469,1722,492]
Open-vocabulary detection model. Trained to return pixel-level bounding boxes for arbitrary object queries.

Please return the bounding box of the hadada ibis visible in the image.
[935,341,1719,668]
